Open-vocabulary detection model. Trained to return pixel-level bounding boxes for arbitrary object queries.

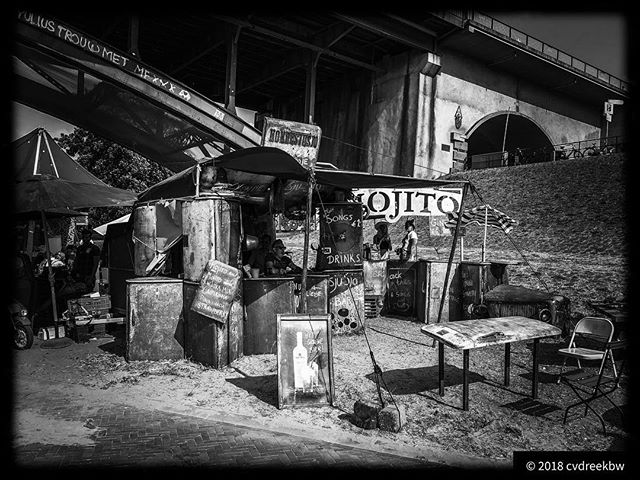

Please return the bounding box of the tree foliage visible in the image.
[56,128,174,227]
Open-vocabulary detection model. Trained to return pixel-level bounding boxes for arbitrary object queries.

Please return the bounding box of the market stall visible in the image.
[108,124,471,367]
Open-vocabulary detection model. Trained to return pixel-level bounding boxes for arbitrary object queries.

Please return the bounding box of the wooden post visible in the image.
[304,52,320,124]
[482,205,488,262]
[225,26,241,114]
[128,16,140,58]
[41,211,59,337]
[195,163,201,197]
[433,182,469,343]
[26,220,35,257]
[297,171,315,314]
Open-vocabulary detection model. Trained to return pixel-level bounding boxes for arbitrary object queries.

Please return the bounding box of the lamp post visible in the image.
[604,99,624,142]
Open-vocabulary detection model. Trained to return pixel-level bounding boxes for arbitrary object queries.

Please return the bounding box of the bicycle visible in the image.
[583,142,601,157]
[600,144,616,155]
[556,144,583,160]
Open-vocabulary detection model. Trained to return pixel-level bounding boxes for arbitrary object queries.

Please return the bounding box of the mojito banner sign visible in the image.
[353,187,463,223]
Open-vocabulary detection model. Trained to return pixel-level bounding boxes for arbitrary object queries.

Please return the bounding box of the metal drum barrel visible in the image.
[182,197,242,282]
[132,204,157,276]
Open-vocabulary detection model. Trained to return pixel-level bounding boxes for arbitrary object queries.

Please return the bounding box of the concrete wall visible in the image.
[315,46,610,179]
[413,47,603,179]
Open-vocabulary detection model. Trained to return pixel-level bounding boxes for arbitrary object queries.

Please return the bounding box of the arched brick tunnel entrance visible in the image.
[466,112,553,169]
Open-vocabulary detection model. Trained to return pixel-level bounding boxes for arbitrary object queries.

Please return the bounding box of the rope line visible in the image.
[131,234,157,253]
[321,135,452,178]
[314,188,402,424]
[469,183,552,293]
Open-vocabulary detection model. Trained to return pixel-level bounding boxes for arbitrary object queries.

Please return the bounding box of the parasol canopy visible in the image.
[11,127,109,184]
[10,127,137,338]
[11,127,138,213]
[14,174,137,214]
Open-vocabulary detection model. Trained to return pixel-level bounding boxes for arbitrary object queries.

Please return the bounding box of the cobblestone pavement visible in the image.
[11,387,454,471]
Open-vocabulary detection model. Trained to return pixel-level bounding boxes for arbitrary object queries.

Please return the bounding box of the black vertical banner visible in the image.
[315,202,363,270]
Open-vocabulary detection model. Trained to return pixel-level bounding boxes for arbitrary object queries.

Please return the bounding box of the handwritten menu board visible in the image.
[315,203,363,270]
[386,265,416,316]
[191,258,241,324]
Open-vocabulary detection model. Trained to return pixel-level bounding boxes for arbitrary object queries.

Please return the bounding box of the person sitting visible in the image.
[372,221,392,259]
[264,239,302,276]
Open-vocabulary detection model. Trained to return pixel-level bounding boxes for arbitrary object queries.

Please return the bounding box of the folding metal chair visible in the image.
[556,316,616,384]
[560,339,627,434]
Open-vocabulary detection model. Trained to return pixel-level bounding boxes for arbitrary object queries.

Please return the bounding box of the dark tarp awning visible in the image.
[137,146,469,204]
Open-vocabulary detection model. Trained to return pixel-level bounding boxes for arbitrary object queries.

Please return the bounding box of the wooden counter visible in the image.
[243,275,328,355]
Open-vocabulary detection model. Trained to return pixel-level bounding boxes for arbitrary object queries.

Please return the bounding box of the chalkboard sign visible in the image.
[327,269,364,335]
[363,259,388,296]
[191,258,242,324]
[386,264,416,317]
[315,202,363,270]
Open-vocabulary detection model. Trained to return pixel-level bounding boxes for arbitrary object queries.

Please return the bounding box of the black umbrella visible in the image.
[11,129,138,340]
[13,184,136,338]
[14,175,138,214]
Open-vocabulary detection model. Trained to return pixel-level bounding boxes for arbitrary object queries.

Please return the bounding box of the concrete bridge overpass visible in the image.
[11,10,629,177]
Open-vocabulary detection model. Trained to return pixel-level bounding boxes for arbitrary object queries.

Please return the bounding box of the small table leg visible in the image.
[532,338,539,399]
[438,342,445,396]
[504,343,511,387]
[462,349,469,411]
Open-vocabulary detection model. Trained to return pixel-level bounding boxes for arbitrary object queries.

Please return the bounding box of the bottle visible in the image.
[292,331,308,391]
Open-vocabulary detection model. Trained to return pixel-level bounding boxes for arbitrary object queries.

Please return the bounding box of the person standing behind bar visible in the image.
[396,218,418,262]
[372,221,392,259]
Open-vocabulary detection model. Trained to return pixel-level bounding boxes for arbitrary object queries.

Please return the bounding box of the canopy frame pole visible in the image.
[298,170,315,314]
[41,210,60,338]
[482,205,488,262]
[432,182,469,345]
[195,163,201,197]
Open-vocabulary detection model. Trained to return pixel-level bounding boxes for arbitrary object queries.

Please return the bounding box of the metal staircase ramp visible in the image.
[13,12,261,173]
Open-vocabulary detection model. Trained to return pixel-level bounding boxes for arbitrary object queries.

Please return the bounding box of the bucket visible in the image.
[38,326,66,340]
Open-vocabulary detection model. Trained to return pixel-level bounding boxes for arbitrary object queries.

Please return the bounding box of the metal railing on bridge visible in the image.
[435,10,629,95]
[467,136,626,170]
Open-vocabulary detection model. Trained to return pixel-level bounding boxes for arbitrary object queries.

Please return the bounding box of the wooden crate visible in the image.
[67,295,111,316]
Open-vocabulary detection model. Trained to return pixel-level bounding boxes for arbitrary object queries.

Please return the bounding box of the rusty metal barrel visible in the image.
[132,204,157,276]
[181,197,243,281]
[181,196,244,368]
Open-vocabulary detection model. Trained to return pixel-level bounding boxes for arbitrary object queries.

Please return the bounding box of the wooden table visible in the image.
[421,316,562,410]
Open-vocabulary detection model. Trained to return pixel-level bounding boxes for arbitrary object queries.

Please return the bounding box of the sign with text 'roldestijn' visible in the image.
[261,118,322,170]
[191,259,241,324]
[353,187,463,223]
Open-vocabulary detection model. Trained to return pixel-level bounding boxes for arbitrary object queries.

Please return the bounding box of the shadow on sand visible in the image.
[366,365,485,395]
[226,375,278,407]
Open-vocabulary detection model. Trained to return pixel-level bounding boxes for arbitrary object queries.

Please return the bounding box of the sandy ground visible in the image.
[12,309,631,465]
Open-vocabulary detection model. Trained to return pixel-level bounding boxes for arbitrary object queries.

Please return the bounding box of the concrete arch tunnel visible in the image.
[465,111,554,168]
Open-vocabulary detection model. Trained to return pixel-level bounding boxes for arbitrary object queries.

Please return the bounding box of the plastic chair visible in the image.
[556,316,616,384]
[560,339,627,434]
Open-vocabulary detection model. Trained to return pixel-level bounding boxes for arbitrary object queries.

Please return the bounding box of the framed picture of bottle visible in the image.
[276,314,334,409]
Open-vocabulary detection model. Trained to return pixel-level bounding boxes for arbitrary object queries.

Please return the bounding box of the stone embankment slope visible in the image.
[435,153,629,257]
